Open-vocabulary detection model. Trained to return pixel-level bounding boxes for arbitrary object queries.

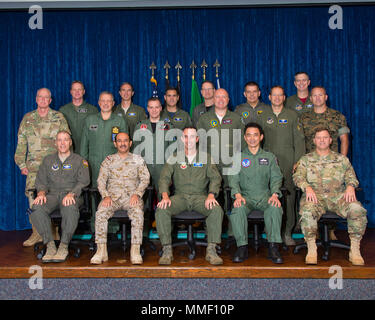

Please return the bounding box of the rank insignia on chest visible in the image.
[180,163,187,169]
[128,113,136,117]
[222,119,232,125]
[267,118,274,124]
[63,164,72,170]
[51,164,59,171]
[259,158,269,165]
[242,111,249,119]
[140,124,148,130]
[279,119,288,124]
[174,117,183,122]
[295,105,303,111]
[210,120,218,127]
[193,162,203,167]
[241,158,251,168]
[89,124,98,131]
[77,108,87,113]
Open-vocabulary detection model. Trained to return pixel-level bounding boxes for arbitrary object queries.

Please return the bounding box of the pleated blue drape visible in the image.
[1,5,374,230]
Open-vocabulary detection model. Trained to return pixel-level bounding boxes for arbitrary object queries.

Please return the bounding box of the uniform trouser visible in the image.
[217,164,232,236]
[155,194,223,246]
[95,196,144,245]
[299,194,367,240]
[228,197,283,246]
[30,193,82,245]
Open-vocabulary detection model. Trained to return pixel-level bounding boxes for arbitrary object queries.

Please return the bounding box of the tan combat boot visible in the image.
[42,241,57,263]
[23,224,43,247]
[90,243,108,264]
[205,243,223,265]
[305,238,317,264]
[130,244,143,265]
[159,245,173,265]
[52,242,69,262]
[349,237,365,266]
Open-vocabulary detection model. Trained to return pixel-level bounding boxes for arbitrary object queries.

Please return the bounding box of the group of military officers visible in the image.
[14,72,367,266]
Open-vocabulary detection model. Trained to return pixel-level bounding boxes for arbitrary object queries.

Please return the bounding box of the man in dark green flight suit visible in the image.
[228,122,284,264]
[112,82,147,140]
[259,85,305,246]
[80,91,128,232]
[161,87,192,130]
[59,81,98,153]
[285,72,314,115]
[234,81,269,125]
[156,127,223,265]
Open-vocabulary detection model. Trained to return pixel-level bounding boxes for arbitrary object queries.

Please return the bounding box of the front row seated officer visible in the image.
[90,132,150,265]
[293,127,367,265]
[155,127,224,265]
[228,122,284,264]
[30,130,90,263]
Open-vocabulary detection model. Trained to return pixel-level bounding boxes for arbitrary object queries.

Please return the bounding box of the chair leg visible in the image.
[187,224,196,260]
[321,224,330,261]
[253,224,260,253]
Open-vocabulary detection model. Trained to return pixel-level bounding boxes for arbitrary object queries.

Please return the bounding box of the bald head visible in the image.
[214,88,229,110]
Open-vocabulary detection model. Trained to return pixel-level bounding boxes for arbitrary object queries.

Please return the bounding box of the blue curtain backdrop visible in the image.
[1,5,374,230]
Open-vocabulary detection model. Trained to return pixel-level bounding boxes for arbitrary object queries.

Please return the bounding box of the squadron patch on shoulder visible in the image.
[82,160,89,168]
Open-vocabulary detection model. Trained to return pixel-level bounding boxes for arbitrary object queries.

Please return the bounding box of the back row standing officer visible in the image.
[112,82,147,140]
[59,81,98,153]
[161,87,192,130]
[258,86,306,246]
[234,81,270,125]
[285,71,314,115]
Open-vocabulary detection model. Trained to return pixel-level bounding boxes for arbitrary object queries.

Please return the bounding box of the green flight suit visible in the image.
[228,148,283,245]
[156,151,223,246]
[196,108,245,187]
[133,119,174,194]
[192,102,214,127]
[160,108,192,130]
[80,112,128,233]
[234,101,270,125]
[259,107,306,236]
[59,101,98,153]
[30,152,90,244]
[285,94,314,115]
[112,103,147,139]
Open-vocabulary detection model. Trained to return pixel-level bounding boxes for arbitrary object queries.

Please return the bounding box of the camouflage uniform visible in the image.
[285,94,314,115]
[234,101,269,125]
[293,151,367,240]
[95,153,150,245]
[14,109,70,206]
[300,107,350,153]
[59,101,98,153]
[112,103,147,140]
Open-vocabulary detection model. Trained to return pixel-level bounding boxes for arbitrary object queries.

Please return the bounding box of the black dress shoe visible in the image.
[268,242,283,264]
[232,245,249,263]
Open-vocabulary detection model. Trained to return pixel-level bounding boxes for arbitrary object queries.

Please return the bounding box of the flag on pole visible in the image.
[150,77,158,97]
[216,78,221,89]
[190,79,202,117]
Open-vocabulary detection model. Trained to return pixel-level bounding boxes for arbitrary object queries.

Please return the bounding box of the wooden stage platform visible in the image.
[1,229,374,279]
